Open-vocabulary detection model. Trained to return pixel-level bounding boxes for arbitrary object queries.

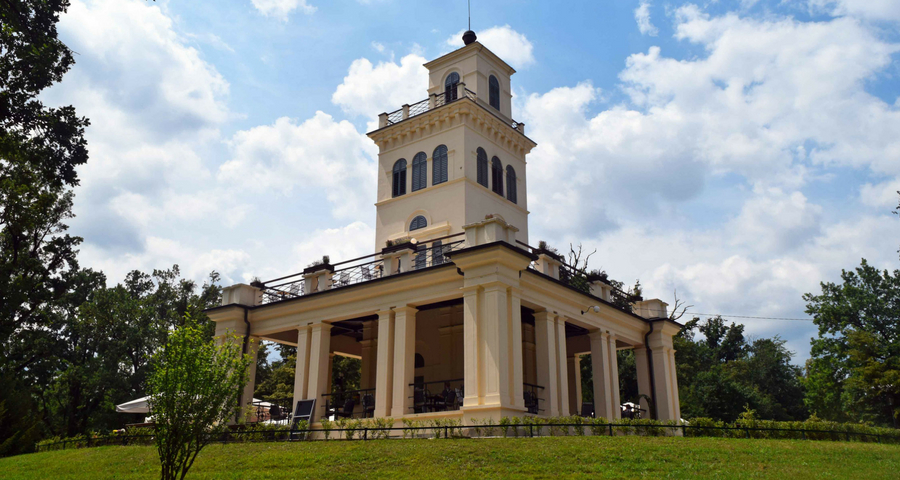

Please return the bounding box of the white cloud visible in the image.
[291,222,376,270]
[809,0,900,22]
[332,53,429,119]
[251,0,316,20]
[218,113,378,220]
[860,179,900,208]
[446,25,535,69]
[371,41,385,53]
[635,2,659,36]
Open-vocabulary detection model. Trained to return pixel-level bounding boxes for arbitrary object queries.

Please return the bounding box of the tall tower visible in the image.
[368,32,537,250]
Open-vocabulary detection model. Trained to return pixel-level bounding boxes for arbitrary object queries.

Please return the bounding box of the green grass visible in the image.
[3,436,899,479]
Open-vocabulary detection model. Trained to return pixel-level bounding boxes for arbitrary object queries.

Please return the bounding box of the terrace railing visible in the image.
[257,233,466,305]
[515,241,636,314]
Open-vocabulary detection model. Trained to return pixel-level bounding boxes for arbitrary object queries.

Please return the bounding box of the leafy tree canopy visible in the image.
[803,259,900,427]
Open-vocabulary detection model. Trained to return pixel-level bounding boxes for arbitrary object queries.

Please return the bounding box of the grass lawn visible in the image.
[2,436,899,479]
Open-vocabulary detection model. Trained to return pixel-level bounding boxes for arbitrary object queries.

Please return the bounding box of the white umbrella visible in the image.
[115,396,268,414]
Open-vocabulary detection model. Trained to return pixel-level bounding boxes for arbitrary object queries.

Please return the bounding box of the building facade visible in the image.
[207,33,682,426]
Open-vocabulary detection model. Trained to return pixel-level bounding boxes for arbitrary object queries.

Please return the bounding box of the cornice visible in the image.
[368,98,536,156]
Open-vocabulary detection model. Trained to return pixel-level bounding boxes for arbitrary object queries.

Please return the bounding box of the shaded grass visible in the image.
[3,436,900,479]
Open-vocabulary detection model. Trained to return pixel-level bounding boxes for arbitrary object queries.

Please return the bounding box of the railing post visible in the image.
[457,82,466,101]
[444,425,449,439]
[608,424,613,437]
[364,428,368,440]
[402,104,410,120]
[378,112,388,128]
[429,93,437,109]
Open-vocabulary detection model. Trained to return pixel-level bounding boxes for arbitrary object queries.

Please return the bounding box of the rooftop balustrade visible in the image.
[377,85,526,135]
[255,235,636,314]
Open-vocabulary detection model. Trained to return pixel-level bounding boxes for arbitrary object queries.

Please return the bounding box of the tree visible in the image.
[675,316,806,422]
[803,259,900,427]
[147,312,252,480]
[1,0,90,375]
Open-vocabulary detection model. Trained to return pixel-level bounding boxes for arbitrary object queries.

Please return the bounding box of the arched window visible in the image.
[415,353,425,369]
[445,72,460,103]
[506,165,517,204]
[476,148,488,187]
[432,240,444,266]
[409,215,427,231]
[489,75,500,110]
[432,145,448,185]
[491,157,503,195]
[392,159,407,197]
[412,152,427,192]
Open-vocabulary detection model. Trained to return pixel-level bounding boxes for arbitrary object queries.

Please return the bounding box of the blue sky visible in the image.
[46,0,900,363]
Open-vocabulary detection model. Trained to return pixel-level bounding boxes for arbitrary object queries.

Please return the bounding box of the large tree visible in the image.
[1,0,89,374]
[675,317,806,422]
[803,259,900,427]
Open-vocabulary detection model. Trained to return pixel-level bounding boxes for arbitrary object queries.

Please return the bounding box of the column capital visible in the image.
[392,305,418,316]
[480,281,511,293]
[533,310,557,322]
[375,309,393,318]
[309,322,332,333]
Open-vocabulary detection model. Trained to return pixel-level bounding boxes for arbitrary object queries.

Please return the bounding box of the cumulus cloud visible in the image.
[808,0,900,22]
[218,113,378,220]
[251,0,316,20]
[332,53,429,119]
[521,4,900,359]
[446,25,535,69]
[634,2,659,36]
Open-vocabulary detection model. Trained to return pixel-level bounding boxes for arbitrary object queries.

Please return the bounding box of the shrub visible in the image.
[320,418,333,440]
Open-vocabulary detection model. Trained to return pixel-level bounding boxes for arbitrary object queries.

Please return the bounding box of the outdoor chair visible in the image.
[524,391,538,414]
[361,265,373,281]
[412,388,428,413]
[362,394,375,418]
[444,389,457,411]
[269,404,287,422]
[581,402,594,418]
[334,398,356,419]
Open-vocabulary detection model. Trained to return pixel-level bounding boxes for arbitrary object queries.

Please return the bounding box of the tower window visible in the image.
[491,157,503,195]
[445,72,460,103]
[476,148,488,187]
[432,145,448,185]
[410,215,427,231]
[415,353,425,369]
[489,75,500,111]
[392,159,407,197]
[506,165,517,204]
[412,152,427,192]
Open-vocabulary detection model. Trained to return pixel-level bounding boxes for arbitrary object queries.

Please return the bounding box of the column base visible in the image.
[461,404,528,423]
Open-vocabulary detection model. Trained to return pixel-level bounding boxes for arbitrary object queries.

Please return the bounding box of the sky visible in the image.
[45,0,900,363]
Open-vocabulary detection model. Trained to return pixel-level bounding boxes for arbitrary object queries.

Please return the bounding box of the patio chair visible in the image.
[269,404,287,422]
[334,398,356,419]
[444,389,457,411]
[361,265,373,281]
[581,402,594,418]
[524,391,538,415]
[362,394,375,418]
[412,388,428,414]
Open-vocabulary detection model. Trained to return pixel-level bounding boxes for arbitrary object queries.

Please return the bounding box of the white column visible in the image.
[555,317,570,417]
[590,331,614,420]
[293,326,311,404]
[509,289,524,409]
[668,348,681,420]
[567,355,579,416]
[573,354,583,416]
[374,310,394,418]
[482,284,510,406]
[306,323,332,423]
[534,311,559,416]
[607,334,621,419]
[462,286,481,407]
[634,347,652,416]
[651,347,676,421]
[240,337,259,418]
[391,306,418,417]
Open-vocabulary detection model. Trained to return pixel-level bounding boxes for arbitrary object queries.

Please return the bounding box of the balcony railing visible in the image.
[515,241,637,313]
[258,233,466,305]
[380,86,526,135]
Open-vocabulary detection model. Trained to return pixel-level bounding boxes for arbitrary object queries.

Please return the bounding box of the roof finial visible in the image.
[463,0,477,46]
